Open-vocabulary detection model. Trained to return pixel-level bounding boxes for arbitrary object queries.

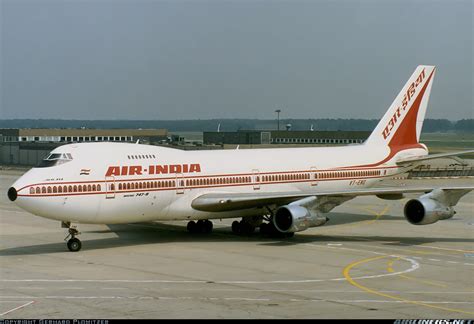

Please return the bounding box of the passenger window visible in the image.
[30,187,35,194]
[36,187,41,194]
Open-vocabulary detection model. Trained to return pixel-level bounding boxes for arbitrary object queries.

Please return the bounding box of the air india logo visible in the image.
[382,68,426,140]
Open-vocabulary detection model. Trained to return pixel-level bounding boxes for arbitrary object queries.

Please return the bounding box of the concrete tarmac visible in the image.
[1,169,473,319]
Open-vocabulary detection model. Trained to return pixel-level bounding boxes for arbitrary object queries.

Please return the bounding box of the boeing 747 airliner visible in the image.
[7,65,474,251]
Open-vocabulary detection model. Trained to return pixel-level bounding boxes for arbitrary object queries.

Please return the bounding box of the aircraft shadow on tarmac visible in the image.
[0,212,472,255]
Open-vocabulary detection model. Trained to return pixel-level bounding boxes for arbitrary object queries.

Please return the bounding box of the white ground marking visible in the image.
[0,258,418,285]
[0,300,35,316]
[0,244,420,284]
[413,245,474,253]
[101,288,127,290]
[2,290,473,294]
[0,296,473,304]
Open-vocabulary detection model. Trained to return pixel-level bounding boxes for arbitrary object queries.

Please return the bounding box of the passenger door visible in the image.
[252,169,260,190]
[310,166,318,186]
[176,173,185,194]
[105,176,116,199]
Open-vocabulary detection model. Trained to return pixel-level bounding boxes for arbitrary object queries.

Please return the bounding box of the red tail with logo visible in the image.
[365,65,436,153]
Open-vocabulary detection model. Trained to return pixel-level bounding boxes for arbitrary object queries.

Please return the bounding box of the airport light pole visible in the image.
[275,109,281,131]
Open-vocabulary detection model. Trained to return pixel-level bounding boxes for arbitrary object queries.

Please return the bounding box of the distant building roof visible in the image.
[7,128,168,136]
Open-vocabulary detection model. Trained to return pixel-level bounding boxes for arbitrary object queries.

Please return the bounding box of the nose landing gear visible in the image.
[63,222,82,252]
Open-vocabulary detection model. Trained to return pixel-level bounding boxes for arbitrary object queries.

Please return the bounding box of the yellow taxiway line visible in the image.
[343,255,474,315]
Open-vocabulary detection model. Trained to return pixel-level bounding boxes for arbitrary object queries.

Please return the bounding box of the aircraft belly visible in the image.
[94,191,173,224]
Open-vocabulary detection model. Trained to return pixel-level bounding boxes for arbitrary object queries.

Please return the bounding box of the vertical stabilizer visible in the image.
[365,65,436,150]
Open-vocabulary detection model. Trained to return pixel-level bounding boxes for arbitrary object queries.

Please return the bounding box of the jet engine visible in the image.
[404,191,456,225]
[273,204,328,233]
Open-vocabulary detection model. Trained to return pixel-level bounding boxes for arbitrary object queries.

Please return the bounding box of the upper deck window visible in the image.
[36,153,73,168]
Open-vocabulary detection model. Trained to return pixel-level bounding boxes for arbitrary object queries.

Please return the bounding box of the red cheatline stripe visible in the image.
[17,166,397,192]
[18,173,396,198]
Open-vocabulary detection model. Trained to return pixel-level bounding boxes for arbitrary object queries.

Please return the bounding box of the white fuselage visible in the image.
[11,142,426,224]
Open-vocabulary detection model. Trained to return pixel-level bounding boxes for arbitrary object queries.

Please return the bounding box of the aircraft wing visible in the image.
[396,149,474,166]
[191,186,474,212]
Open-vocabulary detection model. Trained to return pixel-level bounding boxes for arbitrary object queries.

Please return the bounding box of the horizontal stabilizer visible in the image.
[396,149,474,165]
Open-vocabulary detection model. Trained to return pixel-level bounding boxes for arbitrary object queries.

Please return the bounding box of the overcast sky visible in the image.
[1,0,472,120]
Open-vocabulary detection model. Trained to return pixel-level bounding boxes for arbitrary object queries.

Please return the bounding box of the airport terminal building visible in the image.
[0,128,168,144]
[203,130,371,145]
[0,128,168,166]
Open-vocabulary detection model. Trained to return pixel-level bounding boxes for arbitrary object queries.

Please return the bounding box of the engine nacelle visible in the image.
[273,205,328,233]
[404,198,455,225]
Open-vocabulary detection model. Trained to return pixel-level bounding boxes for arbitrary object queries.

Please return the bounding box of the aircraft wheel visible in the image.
[187,221,197,233]
[240,222,255,235]
[231,221,240,234]
[196,220,206,233]
[260,223,269,235]
[204,220,213,233]
[67,238,82,252]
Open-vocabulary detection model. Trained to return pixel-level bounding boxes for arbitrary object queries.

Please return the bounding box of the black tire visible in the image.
[204,220,213,233]
[285,232,295,238]
[67,238,82,252]
[231,221,240,234]
[197,220,206,233]
[260,223,269,235]
[241,222,255,235]
[187,221,197,233]
[267,222,278,234]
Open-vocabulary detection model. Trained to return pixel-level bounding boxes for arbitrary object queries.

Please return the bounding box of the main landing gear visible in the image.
[231,220,256,235]
[232,216,295,238]
[63,222,82,252]
[187,220,213,234]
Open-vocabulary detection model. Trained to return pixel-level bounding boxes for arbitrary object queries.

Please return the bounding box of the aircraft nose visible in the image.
[7,187,17,202]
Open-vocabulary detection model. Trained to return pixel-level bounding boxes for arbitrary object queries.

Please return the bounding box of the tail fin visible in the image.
[365,65,436,149]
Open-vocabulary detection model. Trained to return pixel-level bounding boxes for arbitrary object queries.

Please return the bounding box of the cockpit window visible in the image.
[36,153,73,168]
